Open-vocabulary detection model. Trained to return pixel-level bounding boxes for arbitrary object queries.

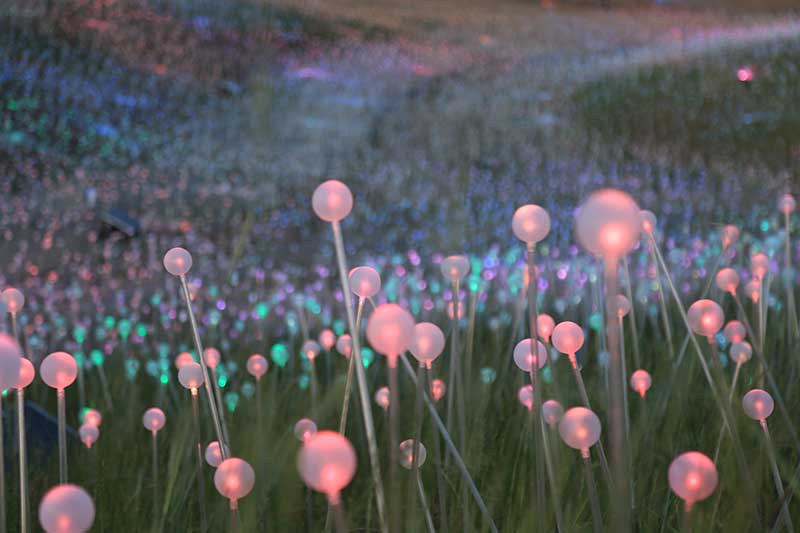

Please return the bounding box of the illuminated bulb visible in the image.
[294,418,318,443]
[312,180,353,222]
[410,322,445,368]
[178,362,204,391]
[513,339,547,372]
[375,387,390,411]
[319,329,336,351]
[82,409,102,428]
[203,347,221,370]
[214,458,255,507]
[143,408,166,433]
[614,294,631,318]
[687,300,724,338]
[517,385,533,410]
[715,268,739,294]
[163,247,193,276]
[447,300,465,320]
[542,399,564,427]
[640,210,657,235]
[79,424,99,449]
[398,439,427,469]
[723,321,746,344]
[511,204,551,244]
[744,279,760,303]
[575,189,641,260]
[730,342,752,364]
[0,333,22,390]
[778,193,797,215]
[537,314,555,342]
[16,357,35,389]
[1,287,25,314]
[348,267,381,299]
[721,225,740,250]
[246,354,268,380]
[440,255,470,282]
[559,407,602,452]
[336,335,352,359]
[297,431,357,504]
[750,253,769,280]
[174,352,195,370]
[40,352,77,390]
[302,340,321,361]
[742,389,774,421]
[552,321,585,355]
[38,484,95,533]
[205,441,230,468]
[668,452,718,506]
[629,369,652,398]
[431,379,446,402]
[366,304,415,367]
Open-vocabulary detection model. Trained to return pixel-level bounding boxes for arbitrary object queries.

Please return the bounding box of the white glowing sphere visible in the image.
[575,189,641,259]
[302,340,322,361]
[750,253,770,280]
[730,342,752,364]
[294,418,318,443]
[640,210,657,235]
[513,338,547,372]
[517,385,533,410]
[440,255,470,281]
[542,399,564,427]
[721,225,740,249]
[410,322,445,367]
[742,389,774,420]
[1,287,25,314]
[348,266,381,299]
[614,294,631,317]
[431,379,446,402]
[399,439,427,469]
[0,333,22,391]
[163,247,193,276]
[715,268,739,294]
[366,304,415,360]
[214,458,255,503]
[203,347,221,369]
[687,300,724,338]
[17,357,35,389]
[247,354,268,379]
[552,321,585,355]
[297,431,357,502]
[319,329,336,351]
[336,335,352,358]
[79,424,99,448]
[630,369,652,397]
[82,409,102,428]
[559,407,602,451]
[174,352,195,369]
[537,314,555,342]
[40,351,77,390]
[178,362,204,390]
[778,193,796,215]
[143,408,166,433]
[312,180,353,222]
[205,441,230,468]
[668,452,718,505]
[512,204,551,244]
[723,321,746,344]
[39,484,95,533]
[375,386,390,411]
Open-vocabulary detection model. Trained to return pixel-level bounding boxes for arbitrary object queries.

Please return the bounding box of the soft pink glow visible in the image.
[410,322,445,367]
[715,268,740,294]
[399,439,427,469]
[1,287,25,314]
[39,484,95,533]
[559,407,601,451]
[294,418,318,443]
[163,247,193,276]
[79,424,99,449]
[374,386,390,411]
[614,294,631,318]
[630,369,652,398]
[447,300,465,320]
[745,279,761,303]
[737,66,753,82]
[205,441,229,467]
[336,335,352,359]
[537,314,555,342]
[778,193,797,215]
[721,225,740,249]
[366,304,415,364]
[214,458,255,502]
[750,253,769,280]
[640,210,657,235]
[312,180,353,222]
[203,347,221,369]
[246,354,268,379]
[83,409,102,428]
[0,333,22,391]
[440,255,470,281]
[742,389,774,421]
[348,266,381,299]
[41,352,77,390]
[178,362,204,391]
[723,321,746,344]
[551,321,585,355]
[319,329,336,351]
[542,399,564,427]
[668,452,718,505]
[174,352,195,370]
[297,431,357,503]
[143,408,166,433]
[575,189,641,259]
[431,379,446,402]
[16,357,35,389]
[730,342,752,364]
[513,338,547,372]
[512,204,551,244]
[687,300,724,338]
[517,385,533,410]
[302,340,321,361]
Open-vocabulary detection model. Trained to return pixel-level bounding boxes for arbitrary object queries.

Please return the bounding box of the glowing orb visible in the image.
[39,484,95,533]
[294,418,318,443]
[312,180,353,222]
[575,189,641,259]
[348,267,381,299]
[742,389,774,421]
[163,247,193,276]
[399,439,427,469]
[143,408,166,433]
[513,338,547,372]
[297,431,357,503]
[214,458,255,503]
[410,322,445,368]
[40,352,77,390]
[247,354,268,379]
[552,321,585,355]
[178,362,204,391]
[629,369,652,398]
[687,300,724,338]
[366,304,415,364]
[668,452,718,505]
[559,407,602,451]
[512,204,551,244]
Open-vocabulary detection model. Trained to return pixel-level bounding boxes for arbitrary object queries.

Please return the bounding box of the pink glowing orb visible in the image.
[687,300,724,338]
[246,354,268,379]
[203,347,221,369]
[721,225,740,249]
[431,379,446,402]
[294,418,318,443]
[640,210,657,235]
[214,458,255,503]
[205,441,230,468]
[778,193,797,215]
[0,333,22,391]
[517,385,533,410]
[40,352,77,390]
[399,439,427,469]
[744,279,761,303]
[668,452,718,505]
[742,389,774,421]
[737,66,753,82]
[552,321,585,355]
[302,340,321,361]
[750,253,770,280]
[348,266,381,299]
[39,484,95,533]
[79,424,99,449]
[440,255,470,281]
[715,268,740,294]
[513,338,547,372]
[17,357,35,389]
[297,431,357,503]
[312,180,353,222]
[336,335,352,359]
[1,287,25,314]
[723,321,746,344]
[174,352,195,370]
[163,247,193,276]
[178,362,204,391]
[559,407,602,451]
[143,408,166,433]
[410,322,445,368]
[630,369,652,398]
[447,300,465,320]
[537,314,555,342]
[575,189,641,260]
[512,204,551,244]
[614,294,631,318]
[730,342,752,364]
[542,399,564,427]
[366,304,415,364]
[319,329,336,351]
[82,409,102,428]
[375,386,390,411]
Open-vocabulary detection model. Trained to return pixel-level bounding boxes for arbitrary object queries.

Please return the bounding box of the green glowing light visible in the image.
[271,344,289,368]
[90,349,104,367]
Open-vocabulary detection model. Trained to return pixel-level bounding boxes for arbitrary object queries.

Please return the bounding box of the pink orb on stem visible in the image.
[431,379,446,402]
[319,329,336,351]
[366,304,415,367]
[375,386,390,411]
[399,439,427,469]
[1,287,25,314]
[214,458,255,508]
[440,255,470,282]
[629,369,652,398]
[715,268,739,295]
[297,431,357,504]
[178,362,204,392]
[40,352,77,390]
[542,399,564,427]
[203,348,221,370]
[742,389,774,421]
[537,314,555,343]
[552,321,585,356]
[721,225,740,250]
[687,300,724,338]
[312,180,353,222]
[79,424,99,449]
[744,279,760,303]
[778,193,797,215]
[723,321,746,344]
[16,357,35,389]
[614,294,631,318]
[39,484,95,533]
[513,338,547,372]
[348,267,381,299]
[0,333,22,390]
[447,300,465,320]
[737,66,754,82]
[82,409,102,428]
[750,253,770,281]
[174,352,195,370]
[302,340,321,361]
[517,385,533,410]
[246,354,268,380]
[730,342,752,364]
[410,322,445,368]
[575,189,641,261]
[143,408,166,434]
[336,335,352,359]
[640,210,657,235]
[163,247,193,276]
[294,418,318,443]
[668,452,718,508]
[512,204,551,244]
[559,407,602,454]
[205,441,231,468]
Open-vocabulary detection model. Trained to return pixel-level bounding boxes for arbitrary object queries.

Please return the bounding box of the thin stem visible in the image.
[582,452,603,533]
[539,413,564,532]
[762,420,794,532]
[619,315,634,512]
[17,388,29,533]
[714,360,744,462]
[152,431,159,530]
[388,362,400,533]
[330,501,348,533]
[649,246,675,358]
[230,506,241,533]
[211,368,230,450]
[338,298,365,435]
[446,279,459,451]
[426,367,449,533]
[409,365,426,530]
[0,395,5,533]
[310,359,319,419]
[97,364,114,412]
[622,257,641,368]
[525,243,545,531]
[191,392,208,533]
[57,389,67,483]
[417,472,436,533]
[682,503,693,533]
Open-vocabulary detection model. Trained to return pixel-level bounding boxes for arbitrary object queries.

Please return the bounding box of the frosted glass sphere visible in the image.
[687,300,724,337]
[575,189,641,259]
[336,335,352,358]
[349,267,381,299]
[715,268,739,294]
[517,385,533,410]
[203,348,221,369]
[319,329,336,351]
[614,294,631,317]
[440,255,470,281]
[205,441,230,467]
[730,342,752,364]
[513,339,547,372]
[0,333,22,391]
[1,287,25,314]
[247,354,268,379]
[143,408,166,433]
[174,352,195,369]
[630,369,652,397]
[778,193,796,215]
[82,409,102,427]
[552,322,585,355]
[214,458,255,503]
[542,399,564,427]
[537,314,555,342]
[312,180,353,222]
[640,210,657,235]
[294,418,318,443]
[41,352,77,390]
[79,425,99,449]
[668,452,718,505]
[302,340,321,361]
[366,304,415,361]
[721,225,740,249]
[723,321,746,344]
[375,386,390,411]
[742,389,774,420]
[297,431,357,503]
[744,279,761,303]
[163,247,193,276]
[559,407,602,451]
[512,204,551,244]
[431,379,446,402]
[39,484,95,533]
[16,357,35,389]
[410,323,445,367]
[178,362,204,390]
[750,253,770,280]
[399,439,427,469]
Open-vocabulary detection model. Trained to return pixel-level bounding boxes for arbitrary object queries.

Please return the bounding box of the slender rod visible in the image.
[338,298,365,434]
[17,388,29,533]
[0,395,5,533]
[582,451,603,533]
[152,431,159,530]
[57,389,68,483]
[762,420,794,532]
[388,362,400,533]
[211,368,230,450]
[426,367,449,533]
[191,391,208,533]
